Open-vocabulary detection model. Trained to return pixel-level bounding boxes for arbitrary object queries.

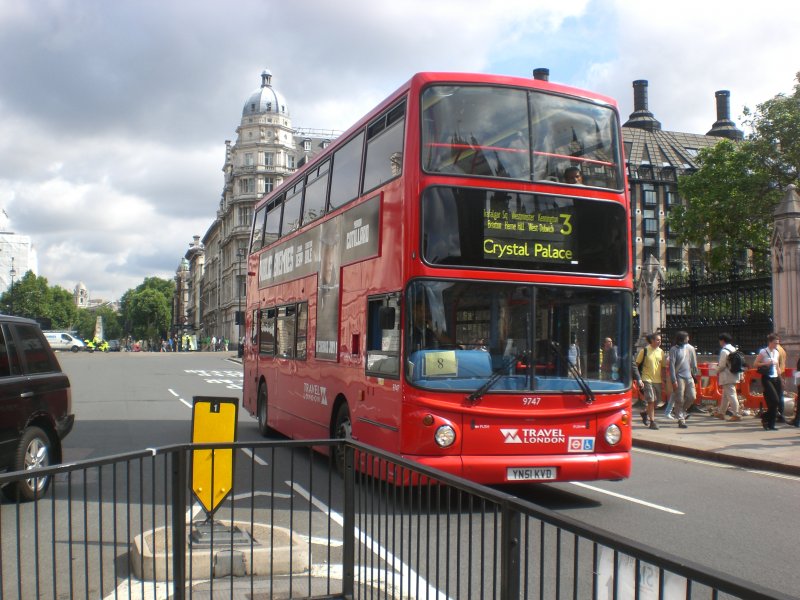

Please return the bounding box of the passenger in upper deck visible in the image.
[564,166,583,184]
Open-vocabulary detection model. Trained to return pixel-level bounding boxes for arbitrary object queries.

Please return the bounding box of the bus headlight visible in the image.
[605,424,622,446]
[434,425,456,448]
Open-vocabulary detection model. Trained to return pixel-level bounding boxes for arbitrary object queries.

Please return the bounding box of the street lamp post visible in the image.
[237,247,246,356]
[9,257,16,316]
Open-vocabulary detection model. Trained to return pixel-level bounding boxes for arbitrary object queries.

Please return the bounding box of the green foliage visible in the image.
[0,271,78,328]
[74,306,123,341]
[743,71,800,187]
[128,287,171,340]
[672,140,777,270]
[0,270,173,341]
[119,277,174,338]
[671,72,800,271]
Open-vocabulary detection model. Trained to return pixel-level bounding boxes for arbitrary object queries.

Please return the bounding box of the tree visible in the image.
[670,72,800,271]
[744,71,800,188]
[0,271,78,328]
[120,277,174,338]
[670,140,777,270]
[128,288,170,341]
[74,306,123,341]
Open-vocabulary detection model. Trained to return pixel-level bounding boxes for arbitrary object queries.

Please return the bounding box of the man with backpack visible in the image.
[714,333,744,421]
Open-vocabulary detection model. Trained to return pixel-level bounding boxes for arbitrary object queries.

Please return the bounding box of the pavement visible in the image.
[631,400,800,477]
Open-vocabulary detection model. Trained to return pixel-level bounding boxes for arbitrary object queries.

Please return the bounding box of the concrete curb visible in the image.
[632,438,800,478]
[130,520,309,582]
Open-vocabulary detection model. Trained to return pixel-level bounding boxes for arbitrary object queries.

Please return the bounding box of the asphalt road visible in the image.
[60,350,253,460]
[45,351,800,598]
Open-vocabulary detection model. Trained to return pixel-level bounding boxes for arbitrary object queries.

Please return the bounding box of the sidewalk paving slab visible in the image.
[632,407,800,477]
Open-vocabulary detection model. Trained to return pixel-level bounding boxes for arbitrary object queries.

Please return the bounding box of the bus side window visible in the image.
[250,205,267,252]
[329,131,365,211]
[365,294,400,378]
[362,101,405,194]
[264,196,283,244]
[260,308,276,356]
[295,302,308,360]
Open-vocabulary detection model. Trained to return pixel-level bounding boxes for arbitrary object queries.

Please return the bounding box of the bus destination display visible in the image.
[483,207,575,264]
[422,186,627,276]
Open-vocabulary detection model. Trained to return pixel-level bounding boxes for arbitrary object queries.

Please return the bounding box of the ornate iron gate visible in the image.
[659,266,772,354]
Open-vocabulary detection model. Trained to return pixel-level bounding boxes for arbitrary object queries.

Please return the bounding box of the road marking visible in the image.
[633,447,735,469]
[740,469,800,481]
[105,580,174,600]
[569,482,685,515]
[290,481,451,600]
[168,387,193,408]
[634,448,800,481]
[239,447,269,466]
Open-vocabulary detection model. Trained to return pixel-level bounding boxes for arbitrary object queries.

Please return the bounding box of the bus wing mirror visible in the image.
[379,307,396,329]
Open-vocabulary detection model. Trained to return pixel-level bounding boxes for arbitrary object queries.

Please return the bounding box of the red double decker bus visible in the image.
[243,72,633,484]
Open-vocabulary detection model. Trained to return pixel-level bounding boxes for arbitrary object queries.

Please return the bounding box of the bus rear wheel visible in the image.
[333,403,351,475]
[257,382,272,437]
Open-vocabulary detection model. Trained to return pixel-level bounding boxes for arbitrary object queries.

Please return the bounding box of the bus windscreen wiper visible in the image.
[466,353,522,404]
[550,341,594,405]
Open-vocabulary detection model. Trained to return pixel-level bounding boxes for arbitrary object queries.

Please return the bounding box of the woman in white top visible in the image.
[754,333,782,430]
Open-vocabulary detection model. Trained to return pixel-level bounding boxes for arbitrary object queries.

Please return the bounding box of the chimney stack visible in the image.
[707,90,744,140]
[623,80,662,132]
[532,68,549,82]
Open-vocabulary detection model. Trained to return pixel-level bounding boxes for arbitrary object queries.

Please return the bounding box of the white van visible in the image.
[44,332,85,352]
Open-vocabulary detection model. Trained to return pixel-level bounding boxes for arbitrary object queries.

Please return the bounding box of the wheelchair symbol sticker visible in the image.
[568,437,594,453]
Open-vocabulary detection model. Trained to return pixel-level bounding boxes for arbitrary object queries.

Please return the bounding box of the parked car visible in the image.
[43,331,85,353]
[0,315,74,501]
[107,339,121,352]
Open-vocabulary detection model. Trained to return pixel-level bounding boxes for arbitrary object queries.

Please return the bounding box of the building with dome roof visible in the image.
[178,69,338,344]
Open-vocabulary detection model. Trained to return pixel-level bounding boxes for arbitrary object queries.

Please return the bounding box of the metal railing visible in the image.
[0,439,791,599]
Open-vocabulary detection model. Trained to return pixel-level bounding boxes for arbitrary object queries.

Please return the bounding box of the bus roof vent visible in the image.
[532,68,549,82]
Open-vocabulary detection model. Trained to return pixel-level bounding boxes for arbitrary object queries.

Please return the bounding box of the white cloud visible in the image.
[0,0,797,300]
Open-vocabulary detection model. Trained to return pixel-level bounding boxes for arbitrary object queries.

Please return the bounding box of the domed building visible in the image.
[182,69,338,344]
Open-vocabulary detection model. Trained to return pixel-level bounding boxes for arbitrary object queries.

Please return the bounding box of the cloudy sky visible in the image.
[1,0,798,301]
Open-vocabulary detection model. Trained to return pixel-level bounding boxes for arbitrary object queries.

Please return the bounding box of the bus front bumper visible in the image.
[404,452,631,484]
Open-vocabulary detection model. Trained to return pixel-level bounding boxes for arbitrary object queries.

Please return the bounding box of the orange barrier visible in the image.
[637,365,795,411]
[738,368,764,410]
[694,365,796,411]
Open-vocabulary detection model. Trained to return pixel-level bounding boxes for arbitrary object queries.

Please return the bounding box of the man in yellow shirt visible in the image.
[635,333,665,430]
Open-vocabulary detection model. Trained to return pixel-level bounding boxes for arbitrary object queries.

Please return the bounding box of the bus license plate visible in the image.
[506,467,557,481]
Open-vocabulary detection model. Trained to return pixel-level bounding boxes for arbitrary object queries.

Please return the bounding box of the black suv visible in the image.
[0,315,74,501]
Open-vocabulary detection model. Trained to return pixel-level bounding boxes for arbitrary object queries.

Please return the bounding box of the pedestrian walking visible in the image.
[713,333,743,421]
[791,355,800,428]
[776,336,787,421]
[635,333,664,430]
[667,331,698,429]
[754,333,782,430]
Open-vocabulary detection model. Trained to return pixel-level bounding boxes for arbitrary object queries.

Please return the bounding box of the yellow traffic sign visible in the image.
[191,396,238,515]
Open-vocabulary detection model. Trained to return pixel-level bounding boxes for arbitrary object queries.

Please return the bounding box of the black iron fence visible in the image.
[659,266,773,354]
[0,439,791,599]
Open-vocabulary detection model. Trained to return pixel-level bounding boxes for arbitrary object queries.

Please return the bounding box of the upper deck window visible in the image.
[422,85,622,190]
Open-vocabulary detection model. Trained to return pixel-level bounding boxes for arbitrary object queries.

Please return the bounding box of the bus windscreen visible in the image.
[421,84,622,189]
[422,187,627,276]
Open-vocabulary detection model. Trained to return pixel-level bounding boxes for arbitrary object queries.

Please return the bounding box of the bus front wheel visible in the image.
[333,403,351,475]
[257,382,272,437]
